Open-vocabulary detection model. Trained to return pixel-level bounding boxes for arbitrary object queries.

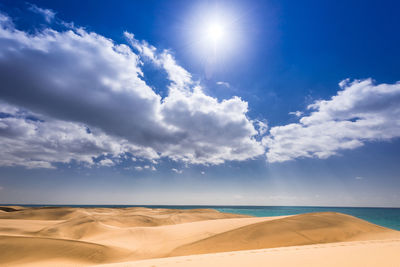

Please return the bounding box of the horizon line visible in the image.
[1,204,399,209]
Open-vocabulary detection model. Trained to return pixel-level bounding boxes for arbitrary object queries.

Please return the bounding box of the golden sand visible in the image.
[0,206,399,266]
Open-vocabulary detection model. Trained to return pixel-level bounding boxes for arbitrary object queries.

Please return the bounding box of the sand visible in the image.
[101,239,400,267]
[0,206,399,266]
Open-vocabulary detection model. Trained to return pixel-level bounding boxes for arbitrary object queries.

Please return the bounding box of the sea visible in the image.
[4,204,400,231]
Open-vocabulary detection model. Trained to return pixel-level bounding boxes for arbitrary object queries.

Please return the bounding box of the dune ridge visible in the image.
[0,235,129,266]
[102,239,400,267]
[0,206,398,266]
[169,212,396,256]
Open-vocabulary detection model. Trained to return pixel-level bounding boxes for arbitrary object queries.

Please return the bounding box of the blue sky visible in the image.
[0,0,399,206]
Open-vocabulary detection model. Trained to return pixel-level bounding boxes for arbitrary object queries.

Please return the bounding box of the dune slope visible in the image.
[105,239,400,267]
[0,235,129,266]
[170,212,398,256]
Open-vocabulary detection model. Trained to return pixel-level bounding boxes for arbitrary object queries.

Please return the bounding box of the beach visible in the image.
[1,206,399,266]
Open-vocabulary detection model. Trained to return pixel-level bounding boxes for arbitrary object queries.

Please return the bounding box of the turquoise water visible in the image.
[216,206,400,231]
[3,205,400,231]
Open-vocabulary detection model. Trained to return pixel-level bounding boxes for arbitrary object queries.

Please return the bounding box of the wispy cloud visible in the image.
[289,111,303,117]
[28,4,55,23]
[171,168,183,174]
[256,120,268,136]
[216,81,230,88]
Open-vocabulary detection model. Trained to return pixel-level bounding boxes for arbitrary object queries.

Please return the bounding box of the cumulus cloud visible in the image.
[0,12,264,168]
[98,158,115,167]
[264,79,400,162]
[0,102,157,168]
[7,8,398,169]
[28,4,56,23]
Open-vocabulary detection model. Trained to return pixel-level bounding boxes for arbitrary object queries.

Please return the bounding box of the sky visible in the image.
[0,0,399,207]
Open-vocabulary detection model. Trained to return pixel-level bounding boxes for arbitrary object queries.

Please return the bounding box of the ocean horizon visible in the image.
[3,204,400,231]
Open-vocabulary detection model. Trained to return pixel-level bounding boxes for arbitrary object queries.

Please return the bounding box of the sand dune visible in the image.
[0,206,398,266]
[0,206,26,212]
[0,235,129,266]
[103,239,400,267]
[0,206,90,220]
[169,212,397,256]
[0,206,248,224]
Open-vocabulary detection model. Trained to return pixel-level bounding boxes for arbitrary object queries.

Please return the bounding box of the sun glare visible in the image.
[206,23,224,43]
[185,5,242,60]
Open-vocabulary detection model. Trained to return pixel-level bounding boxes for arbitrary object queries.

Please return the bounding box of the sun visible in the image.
[206,22,225,44]
[184,6,241,59]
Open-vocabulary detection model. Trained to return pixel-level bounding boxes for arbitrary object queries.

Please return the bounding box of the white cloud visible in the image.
[133,165,156,171]
[355,176,364,180]
[289,111,303,117]
[264,79,400,162]
[256,120,268,136]
[98,158,115,167]
[125,32,192,92]
[7,10,398,169]
[160,88,265,164]
[0,13,265,168]
[201,171,205,175]
[171,168,183,174]
[28,4,56,23]
[0,102,156,169]
[216,81,230,88]
[124,32,157,61]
